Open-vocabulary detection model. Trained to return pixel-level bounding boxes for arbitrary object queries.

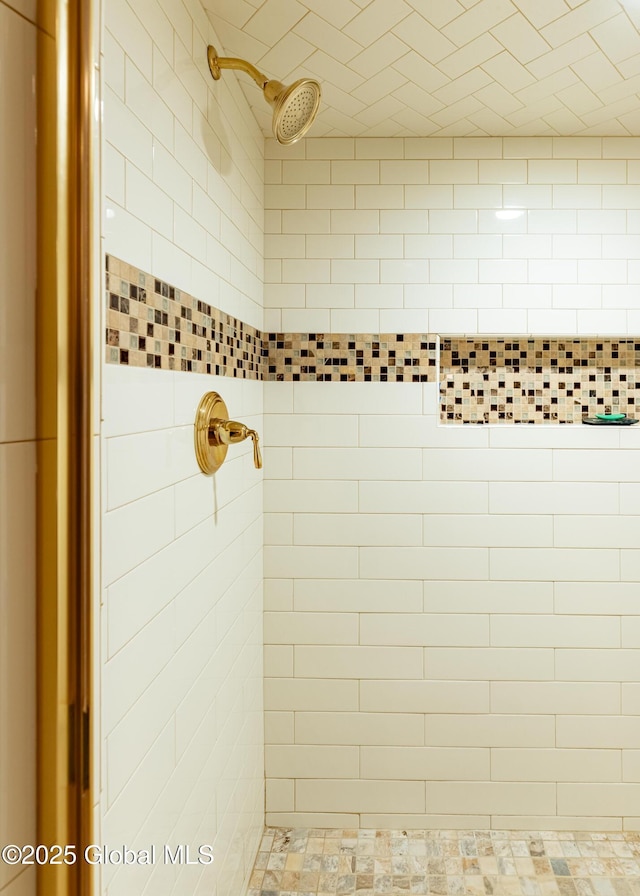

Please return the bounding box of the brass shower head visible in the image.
[207,45,321,145]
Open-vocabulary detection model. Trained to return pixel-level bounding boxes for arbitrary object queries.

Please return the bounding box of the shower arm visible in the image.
[207,46,268,90]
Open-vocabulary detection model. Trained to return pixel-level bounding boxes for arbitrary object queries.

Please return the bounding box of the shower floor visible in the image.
[249,827,640,896]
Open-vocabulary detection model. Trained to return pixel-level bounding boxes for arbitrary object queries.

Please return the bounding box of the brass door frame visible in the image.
[37,0,95,893]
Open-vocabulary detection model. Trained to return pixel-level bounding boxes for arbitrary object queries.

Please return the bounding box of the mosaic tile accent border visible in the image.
[105,256,263,378]
[105,258,640,422]
[265,333,438,382]
[440,338,640,424]
[251,827,640,896]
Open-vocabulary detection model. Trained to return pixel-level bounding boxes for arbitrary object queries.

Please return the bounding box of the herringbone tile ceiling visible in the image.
[203,0,640,137]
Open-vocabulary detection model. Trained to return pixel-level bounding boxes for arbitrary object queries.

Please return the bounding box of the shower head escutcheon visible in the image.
[207,45,321,145]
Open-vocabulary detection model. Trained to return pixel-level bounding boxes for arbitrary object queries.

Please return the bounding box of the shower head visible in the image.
[207,45,321,145]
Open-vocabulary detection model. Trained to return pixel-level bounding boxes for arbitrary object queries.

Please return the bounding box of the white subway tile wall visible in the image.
[102,2,264,894]
[264,136,640,830]
[265,135,640,335]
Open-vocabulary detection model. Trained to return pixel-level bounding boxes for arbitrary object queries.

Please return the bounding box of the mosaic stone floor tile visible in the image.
[249,830,640,896]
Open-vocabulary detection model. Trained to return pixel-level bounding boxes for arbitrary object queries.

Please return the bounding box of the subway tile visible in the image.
[358,417,488,449]
[490,614,619,647]
[361,613,488,647]
[294,512,422,547]
[555,582,640,615]
[292,382,424,415]
[264,414,358,447]
[558,783,640,816]
[265,745,358,779]
[294,645,423,679]
[490,547,620,582]
[294,447,422,480]
[423,580,554,615]
[266,779,294,812]
[555,515,640,549]
[360,546,489,581]
[264,479,358,513]
[492,749,621,783]
[489,482,618,515]
[265,711,295,744]
[264,645,294,678]
[293,578,423,613]
[265,546,358,579]
[422,448,552,481]
[264,611,358,645]
[491,682,621,715]
[296,779,425,814]
[264,678,359,711]
[102,487,175,586]
[360,680,490,716]
[295,712,424,746]
[361,746,489,781]
[423,514,552,548]
[425,714,555,748]
[425,647,554,680]
[556,650,640,681]
[426,782,556,816]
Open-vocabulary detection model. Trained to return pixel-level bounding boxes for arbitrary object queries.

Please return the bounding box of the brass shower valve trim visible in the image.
[194,391,262,474]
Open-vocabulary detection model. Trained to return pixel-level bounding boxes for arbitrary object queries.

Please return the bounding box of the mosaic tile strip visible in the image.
[440,338,640,424]
[105,256,263,378]
[264,333,438,382]
[251,827,640,896]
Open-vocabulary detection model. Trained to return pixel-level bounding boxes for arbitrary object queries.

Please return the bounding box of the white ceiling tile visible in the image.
[348,33,409,79]
[391,81,446,118]
[209,17,270,62]
[516,67,577,105]
[430,95,485,128]
[591,12,640,62]
[321,81,368,117]
[298,0,361,29]
[391,51,451,92]
[433,69,493,106]
[581,92,640,126]
[556,81,603,117]
[243,0,307,47]
[204,0,256,28]
[594,72,640,104]
[618,109,640,133]
[618,55,640,77]
[543,106,587,133]
[482,50,536,91]
[441,0,517,46]
[437,32,503,79]
[507,95,564,127]
[467,108,514,132]
[354,94,407,127]
[392,11,457,62]
[491,13,551,63]
[570,51,622,92]
[206,0,640,138]
[351,68,407,105]
[540,0,621,48]
[256,31,315,77]
[404,0,467,28]
[305,50,365,92]
[474,81,524,115]
[510,0,570,29]
[526,33,596,79]
[293,11,363,62]
[342,0,412,47]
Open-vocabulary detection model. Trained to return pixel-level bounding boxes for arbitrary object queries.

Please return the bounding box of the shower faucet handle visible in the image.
[194,391,262,474]
[211,418,262,469]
